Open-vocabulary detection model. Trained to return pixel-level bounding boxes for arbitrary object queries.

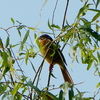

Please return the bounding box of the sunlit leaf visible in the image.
[11,83,22,96]
[96,82,100,88]
[28,27,35,30]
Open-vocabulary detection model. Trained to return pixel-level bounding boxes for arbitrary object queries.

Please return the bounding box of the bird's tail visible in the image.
[60,64,74,85]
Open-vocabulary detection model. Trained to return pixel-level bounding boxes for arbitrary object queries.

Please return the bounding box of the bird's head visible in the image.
[38,34,53,41]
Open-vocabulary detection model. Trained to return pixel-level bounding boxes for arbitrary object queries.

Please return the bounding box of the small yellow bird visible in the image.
[38,34,74,85]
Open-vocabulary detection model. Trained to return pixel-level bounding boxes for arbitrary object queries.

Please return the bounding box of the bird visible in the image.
[38,34,74,85]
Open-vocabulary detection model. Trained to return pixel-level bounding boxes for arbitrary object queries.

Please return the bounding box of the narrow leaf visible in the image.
[25,50,29,65]
[59,90,63,100]
[87,60,93,70]
[69,86,74,100]
[0,38,4,50]
[80,28,100,41]
[96,82,100,88]
[17,30,21,37]
[51,24,60,29]
[10,18,15,25]
[5,36,10,48]
[77,4,91,19]
[22,30,30,44]
[88,9,100,13]
[48,20,53,30]
[91,12,100,22]
[27,81,41,94]
[28,27,35,30]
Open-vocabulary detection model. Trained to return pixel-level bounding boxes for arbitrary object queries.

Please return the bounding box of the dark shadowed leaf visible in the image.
[69,86,74,100]
[5,36,10,48]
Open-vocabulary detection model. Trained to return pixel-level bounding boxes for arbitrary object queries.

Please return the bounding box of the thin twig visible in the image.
[30,59,44,99]
[62,0,69,28]
[47,64,54,91]
[52,0,58,37]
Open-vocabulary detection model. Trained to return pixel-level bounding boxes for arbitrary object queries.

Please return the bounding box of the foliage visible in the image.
[0,0,100,100]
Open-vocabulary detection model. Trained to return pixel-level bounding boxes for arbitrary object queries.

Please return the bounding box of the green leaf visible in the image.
[2,51,8,65]
[10,18,15,25]
[27,81,41,94]
[5,36,10,48]
[80,18,89,24]
[77,4,92,19]
[91,12,100,22]
[17,25,26,30]
[25,50,29,65]
[0,38,4,50]
[87,60,93,70]
[36,36,41,49]
[88,9,100,13]
[20,30,30,50]
[28,27,35,30]
[3,66,10,75]
[0,84,6,94]
[11,83,22,96]
[96,24,99,32]
[44,91,58,100]
[59,90,63,100]
[69,86,74,100]
[17,30,21,37]
[96,82,100,88]
[34,33,37,40]
[51,24,60,29]
[22,30,30,44]
[97,52,100,63]
[48,20,53,30]
[80,28,100,41]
